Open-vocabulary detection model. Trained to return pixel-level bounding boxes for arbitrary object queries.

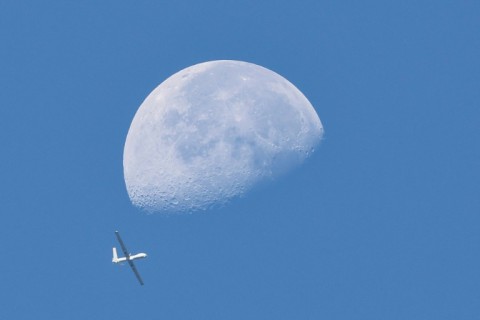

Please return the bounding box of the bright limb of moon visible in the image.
[124,60,323,213]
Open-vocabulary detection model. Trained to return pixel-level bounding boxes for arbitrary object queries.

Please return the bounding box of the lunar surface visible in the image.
[124,60,323,213]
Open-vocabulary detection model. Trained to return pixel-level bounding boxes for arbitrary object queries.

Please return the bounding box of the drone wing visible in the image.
[115,231,130,258]
[127,259,144,285]
[115,231,144,285]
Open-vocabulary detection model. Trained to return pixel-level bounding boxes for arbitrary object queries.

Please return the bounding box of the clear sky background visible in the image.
[1,1,479,319]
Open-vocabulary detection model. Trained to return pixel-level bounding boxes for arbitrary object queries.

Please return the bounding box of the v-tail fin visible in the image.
[112,247,119,263]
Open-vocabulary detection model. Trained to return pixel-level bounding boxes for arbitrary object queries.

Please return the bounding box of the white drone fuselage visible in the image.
[112,247,147,263]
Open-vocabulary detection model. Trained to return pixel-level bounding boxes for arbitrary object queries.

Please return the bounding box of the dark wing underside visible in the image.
[115,231,130,258]
[115,231,144,285]
[127,260,144,285]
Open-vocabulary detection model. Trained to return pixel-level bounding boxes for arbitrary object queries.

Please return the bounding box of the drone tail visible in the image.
[112,247,119,263]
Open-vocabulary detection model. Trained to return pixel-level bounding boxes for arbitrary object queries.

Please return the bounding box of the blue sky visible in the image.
[1,1,479,319]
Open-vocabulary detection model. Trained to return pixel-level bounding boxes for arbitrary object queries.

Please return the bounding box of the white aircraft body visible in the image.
[112,231,147,285]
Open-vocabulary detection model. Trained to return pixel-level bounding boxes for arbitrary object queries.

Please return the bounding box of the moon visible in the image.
[124,60,323,213]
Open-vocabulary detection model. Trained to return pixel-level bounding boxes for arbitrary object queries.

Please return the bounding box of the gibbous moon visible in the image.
[124,60,323,213]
